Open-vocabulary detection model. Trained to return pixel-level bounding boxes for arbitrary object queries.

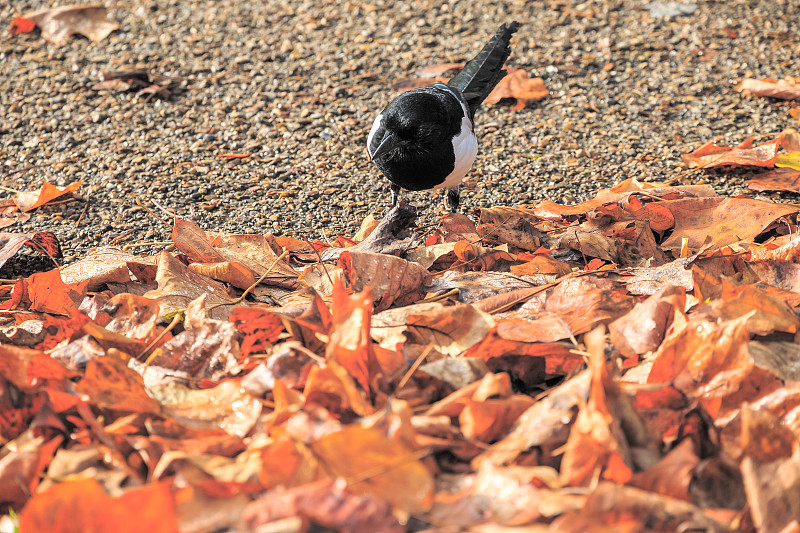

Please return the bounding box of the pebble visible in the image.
[1,0,798,277]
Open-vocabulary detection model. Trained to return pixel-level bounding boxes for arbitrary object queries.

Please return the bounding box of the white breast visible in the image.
[435,116,478,190]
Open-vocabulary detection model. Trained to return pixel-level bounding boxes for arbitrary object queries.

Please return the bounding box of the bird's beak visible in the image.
[370,132,407,161]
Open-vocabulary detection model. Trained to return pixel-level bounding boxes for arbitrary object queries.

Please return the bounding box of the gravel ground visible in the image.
[1,0,799,275]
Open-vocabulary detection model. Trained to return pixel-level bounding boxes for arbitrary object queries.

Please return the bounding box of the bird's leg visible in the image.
[390,184,401,207]
[446,186,460,213]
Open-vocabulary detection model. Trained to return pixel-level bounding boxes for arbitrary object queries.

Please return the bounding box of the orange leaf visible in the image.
[10,16,36,34]
[660,196,798,251]
[230,307,284,356]
[19,479,178,533]
[26,268,88,316]
[311,426,433,513]
[682,134,785,168]
[746,167,800,193]
[75,355,161,414]
[485,68,549,108]
[14,180,82,212]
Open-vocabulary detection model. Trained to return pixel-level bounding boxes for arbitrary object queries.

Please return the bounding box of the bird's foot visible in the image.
[446,187,460,213]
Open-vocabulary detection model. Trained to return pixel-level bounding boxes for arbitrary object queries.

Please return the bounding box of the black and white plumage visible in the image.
[367,21,520,212]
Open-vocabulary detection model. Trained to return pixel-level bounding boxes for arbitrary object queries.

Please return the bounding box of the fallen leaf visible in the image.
[741,448,800,533]
[59,247,136,290]
[150,379,261,437]
[746,167,800,192]
[682,134,786,168]
[19,479,178,533]
[13,180,82,212]
[736,76,800,100]
[0,232,60,270]
[76,355,161,414]
[242,478,403,533]
[560,327,634,486]
[311,426,434,513]
[609,285,686,358]
[660,197,798,251]
[16,5,118,46]
[484,67,549,109]
[338,250,431,312]
[143,251,237,319]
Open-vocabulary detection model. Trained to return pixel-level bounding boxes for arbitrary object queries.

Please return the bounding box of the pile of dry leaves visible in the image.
[3,131,800,533]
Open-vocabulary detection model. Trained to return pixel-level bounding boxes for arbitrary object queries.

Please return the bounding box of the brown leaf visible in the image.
[20,5,118,46]
[404,303,494,356]
[619,256,696,295]
[76,355,161,414]
[660,197,798,251]
[13,180,82,212]
[0,232,54,270]
[311,426,434,513]
[533,178,717,218]
[747,167,800,192]
[484,68,549,109]
[628,439,698,501]
[210,233,298,286]
[148,318,242,380]
[736,76,800,100]
[187,260,256,290]
[326,282,379,394]
[560,327,634,486]
[741,448,800,533]
[510,254,572,276]
[473,370,590,469]
[143,251,237,319]
[171,218,225,263]
[682,134,786,168]
[609,285,686,358]
[151,379,261,437]
[242,478,403,533]
[648,314,753,403]
[740,403,795,463]
[19,479,178,533]
[59,247,135,290]
[338,250,431,312]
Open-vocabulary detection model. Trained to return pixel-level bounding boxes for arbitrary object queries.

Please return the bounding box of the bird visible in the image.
[367,21,520,212]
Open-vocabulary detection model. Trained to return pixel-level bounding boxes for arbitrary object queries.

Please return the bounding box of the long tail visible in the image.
[447,21,520,118]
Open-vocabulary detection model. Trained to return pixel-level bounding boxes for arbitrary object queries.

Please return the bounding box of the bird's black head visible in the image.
[384,91,452,145]
[369,88,463,161]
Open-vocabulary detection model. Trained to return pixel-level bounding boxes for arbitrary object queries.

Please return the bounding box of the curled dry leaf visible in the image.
[187,261,256,290]
[747,167,800,193]
[14,5,118,46]
[150,379,261,438]
[736,76,800,100]
[0,232,60,270]
[338,250,431,312]
[19,479,178,533]
[660,197,798,251]
[681,134,786,168]
[484,67,549,109]
[143,251,237,319]
[14,180,82,212]
[59,247,136,290]
[210,234,298,287]
[609,285,686,358]
[311,426,434,513]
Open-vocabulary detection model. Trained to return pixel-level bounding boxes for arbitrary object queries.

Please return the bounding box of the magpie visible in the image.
[367,21,520,212]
